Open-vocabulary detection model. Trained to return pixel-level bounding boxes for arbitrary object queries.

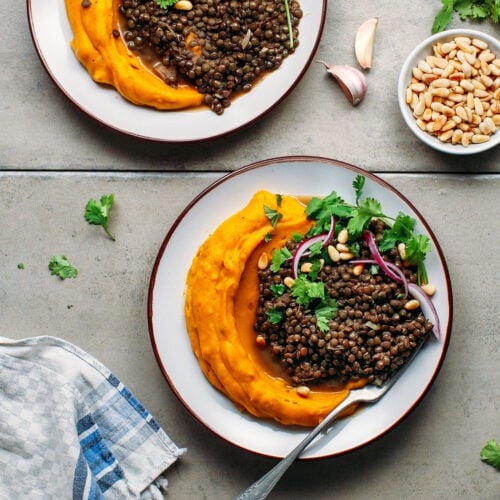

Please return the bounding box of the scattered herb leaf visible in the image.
[84,194,116,241]
[264,232,273,243]
[270,247,292,272]
[352,174,366,206]
[263,205,283,229]
[432,0,500,33]
[266,307,284,324]
[315,298,338,332]
[291,275,326,307]
[480,439,500,469]
[49,255,78,279]
[17,263,24,270]
[276,194,283,207]
[270,283,286,296]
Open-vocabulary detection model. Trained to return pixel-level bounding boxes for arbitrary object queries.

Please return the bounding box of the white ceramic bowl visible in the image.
[398,29,499,155]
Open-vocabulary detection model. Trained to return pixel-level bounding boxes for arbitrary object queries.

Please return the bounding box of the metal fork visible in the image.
[235,338,429,500]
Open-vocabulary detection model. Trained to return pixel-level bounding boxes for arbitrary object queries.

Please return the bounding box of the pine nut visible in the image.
[336,243,350,253]
[327,245,340,263]
[337,228,349,244]
[257,252,269,270]
[352,264,364,276]
[404,299,420,311]
[284,276,295,288]
[421,284,436,296]
[301,262,313,273]
[296,386,311,397]
[339,251,354,261]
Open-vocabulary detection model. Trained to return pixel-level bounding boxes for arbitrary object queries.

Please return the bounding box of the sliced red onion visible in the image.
[408,283,441,340]
[363,230,406,284]
[350,259,408,297]
[291,216,335,278]
[292,233,327,278]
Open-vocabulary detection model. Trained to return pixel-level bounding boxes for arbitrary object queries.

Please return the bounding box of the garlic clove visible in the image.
[318,61,368,105]
[355,17,378,69]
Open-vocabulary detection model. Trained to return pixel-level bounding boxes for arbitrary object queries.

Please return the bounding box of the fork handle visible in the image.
[235,391,359,500]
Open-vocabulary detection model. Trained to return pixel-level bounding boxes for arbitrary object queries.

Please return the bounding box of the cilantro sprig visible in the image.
[290,276,338,332]
[304,175,431,285]
[84,194,116,241]
[480,439,500,469]
[432,0,499,33]
[49,255,78,279]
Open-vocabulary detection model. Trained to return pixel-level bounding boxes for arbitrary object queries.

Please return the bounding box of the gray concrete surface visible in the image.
[1,1,499,499]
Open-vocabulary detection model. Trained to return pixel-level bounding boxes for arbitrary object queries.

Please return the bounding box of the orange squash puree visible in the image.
[185,190,367,427]
[64,0,203,110]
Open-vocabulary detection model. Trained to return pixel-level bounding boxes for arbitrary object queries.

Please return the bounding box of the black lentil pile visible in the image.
[254,222,434,387]
[118,0,302,114]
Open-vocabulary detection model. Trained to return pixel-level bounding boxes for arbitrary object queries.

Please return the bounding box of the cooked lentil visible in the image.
[254,221,434,387]
[118,0,302,114]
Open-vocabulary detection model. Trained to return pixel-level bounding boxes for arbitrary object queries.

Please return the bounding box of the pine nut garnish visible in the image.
[405,35,499,147]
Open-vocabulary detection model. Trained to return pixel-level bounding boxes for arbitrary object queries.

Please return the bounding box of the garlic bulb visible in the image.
[355,17,378,69]
[318,61,368,105]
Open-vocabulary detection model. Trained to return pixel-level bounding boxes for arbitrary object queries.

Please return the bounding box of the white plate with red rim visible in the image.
[148,156,453,459]
[26,0,327,142]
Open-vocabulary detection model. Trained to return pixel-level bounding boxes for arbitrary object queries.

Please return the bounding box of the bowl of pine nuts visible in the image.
[398,29,499,154]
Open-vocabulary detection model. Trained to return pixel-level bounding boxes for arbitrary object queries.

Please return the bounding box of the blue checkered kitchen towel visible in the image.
[0,336,186,499]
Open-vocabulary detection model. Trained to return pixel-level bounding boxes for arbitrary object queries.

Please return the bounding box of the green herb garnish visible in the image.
[84,194,116,241]
[17,263,25,270]
[480,439,500,469]
[266,307,284,324]
[49,255,78,279]
[432,0,499,33]
[270,247,292,272]
[156,0,177,9]
[270,283,286,296]
[263,205,283,229]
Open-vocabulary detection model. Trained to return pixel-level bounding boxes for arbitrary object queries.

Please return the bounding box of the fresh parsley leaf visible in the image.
[379,212,416,252]
[315,299,338,332]
[480,439,500,469]
[306,192,354,234]
[270,247,292,272]
[49,255,78,279]
[276,194,283,207]
[432,0,455,32]
[270,283,286,296]
[17,263,24,270]
[263,205,283,229]
[156,0,177,8]
[352,174,365,206]
[432,0,500,33]
[291,275,325,307]
[84,194,116,241]
[406,234,431,284]
[264,232,272,243]
[347,198,384,239]
[266,307,284,324]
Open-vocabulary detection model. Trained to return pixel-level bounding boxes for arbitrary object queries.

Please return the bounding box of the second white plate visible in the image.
[27,0,326,142]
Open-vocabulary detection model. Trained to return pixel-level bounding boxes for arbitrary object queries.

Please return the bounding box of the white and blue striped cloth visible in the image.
[0,336,186,499]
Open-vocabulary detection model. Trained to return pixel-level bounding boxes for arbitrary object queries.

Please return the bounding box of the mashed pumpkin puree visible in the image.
[185,190,364,427]
[64,0,203,110]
